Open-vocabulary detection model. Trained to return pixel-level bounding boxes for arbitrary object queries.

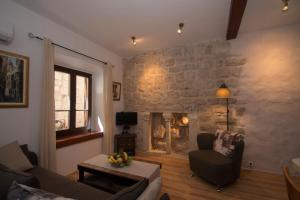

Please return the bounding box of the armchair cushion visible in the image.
[189,150,234,186]
[189,150,231,168]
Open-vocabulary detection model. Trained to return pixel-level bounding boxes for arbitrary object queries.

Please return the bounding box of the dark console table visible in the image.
[114,133,136,156]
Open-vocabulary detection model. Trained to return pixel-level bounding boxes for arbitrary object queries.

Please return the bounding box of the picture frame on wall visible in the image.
[113,81,121,101]
[0,50,29,108]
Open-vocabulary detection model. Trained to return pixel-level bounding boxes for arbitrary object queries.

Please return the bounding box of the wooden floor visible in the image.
[136,153,289,200]
[68,153,298,200]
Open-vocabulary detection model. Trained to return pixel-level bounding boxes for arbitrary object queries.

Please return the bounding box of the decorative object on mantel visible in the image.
[216,83,231,131]
[282,0,290,12]
[177,22,184,34]
[112,81,121,101]
[181,116,189,125]
[0,50,29,108]
[131,36,137,45]
[154,124,166,139]
[107,152,132,168]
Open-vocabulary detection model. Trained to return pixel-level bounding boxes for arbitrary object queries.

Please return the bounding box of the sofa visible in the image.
[0,144,169,200]
[189,133,244,189]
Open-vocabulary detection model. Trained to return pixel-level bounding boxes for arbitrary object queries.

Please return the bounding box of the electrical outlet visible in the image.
[248,161,254,168]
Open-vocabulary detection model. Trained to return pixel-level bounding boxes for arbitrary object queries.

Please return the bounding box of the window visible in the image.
[54,65,92,137]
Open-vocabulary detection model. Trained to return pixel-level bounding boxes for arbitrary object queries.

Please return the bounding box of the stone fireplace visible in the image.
[129,111,198,155]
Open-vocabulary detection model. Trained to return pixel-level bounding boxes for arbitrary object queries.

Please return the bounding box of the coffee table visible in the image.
[77,154,161,193]
[292,158,300,173]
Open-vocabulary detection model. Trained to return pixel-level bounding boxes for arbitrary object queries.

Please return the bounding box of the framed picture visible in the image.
[0,50,29,107]
[113,81,121,101]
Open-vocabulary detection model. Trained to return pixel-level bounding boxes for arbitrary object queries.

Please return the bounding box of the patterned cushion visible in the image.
[213,130,242,156]
[7,182,74,200]
[0,164,40,200]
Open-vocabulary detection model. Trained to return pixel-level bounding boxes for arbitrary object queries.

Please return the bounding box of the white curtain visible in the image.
[102,64,113,154]
[39,38,56,172]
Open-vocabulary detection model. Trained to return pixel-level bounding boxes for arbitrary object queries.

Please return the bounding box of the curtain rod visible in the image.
[28,33,108,65]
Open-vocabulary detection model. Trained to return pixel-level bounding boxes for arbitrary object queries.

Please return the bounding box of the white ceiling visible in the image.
[13,0,300,57]
[240,0,300,34]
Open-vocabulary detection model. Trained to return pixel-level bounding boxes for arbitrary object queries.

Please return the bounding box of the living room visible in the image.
[0,0,300,199]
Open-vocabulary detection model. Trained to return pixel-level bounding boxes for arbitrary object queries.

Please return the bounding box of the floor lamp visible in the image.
[216,83,231,131]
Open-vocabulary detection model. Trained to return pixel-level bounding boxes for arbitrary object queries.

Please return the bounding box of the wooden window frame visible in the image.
[55,65,92,138]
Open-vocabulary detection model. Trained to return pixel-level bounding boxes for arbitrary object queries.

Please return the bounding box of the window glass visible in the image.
[54,71,70,131]
[55,111,69,131]
[76,75,89,127]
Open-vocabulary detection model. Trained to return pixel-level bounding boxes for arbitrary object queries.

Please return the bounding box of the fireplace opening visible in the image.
[149,112,189,154]
[170,113,189,154]
[150,113,167,152]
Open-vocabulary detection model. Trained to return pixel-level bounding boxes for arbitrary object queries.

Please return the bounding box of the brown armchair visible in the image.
[188,133,244,190]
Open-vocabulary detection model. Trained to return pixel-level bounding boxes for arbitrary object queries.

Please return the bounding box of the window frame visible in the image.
[54,65,92,138]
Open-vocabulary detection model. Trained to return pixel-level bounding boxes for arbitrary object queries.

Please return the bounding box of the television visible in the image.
[116,112,138,126]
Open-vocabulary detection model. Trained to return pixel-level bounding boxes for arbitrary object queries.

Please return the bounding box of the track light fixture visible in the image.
[131,36,137,45]
[177,23,184,34]
[282,0,289,12]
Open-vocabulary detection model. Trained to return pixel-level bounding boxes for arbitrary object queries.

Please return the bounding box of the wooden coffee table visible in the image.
[77,154,161,193]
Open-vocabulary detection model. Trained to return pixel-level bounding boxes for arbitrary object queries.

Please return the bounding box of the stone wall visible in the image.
[123,24,300,173]
[123,40,247,152]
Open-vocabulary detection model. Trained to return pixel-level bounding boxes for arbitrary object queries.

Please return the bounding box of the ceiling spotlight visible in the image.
[131,36,137,45]
[282,0,289,12]
[177,23,184,34]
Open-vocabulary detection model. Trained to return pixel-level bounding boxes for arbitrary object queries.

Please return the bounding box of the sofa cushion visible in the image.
[137,177,161,200]
[109,178,148,200]
[0,164,40,200]
[27,166,112,200]
[7,182,74,200]
[20,144,38,166]
[0,141,33,171]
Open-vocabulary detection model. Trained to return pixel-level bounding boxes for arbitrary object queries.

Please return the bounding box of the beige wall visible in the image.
[231,24,300,173]
[0,0,124,175]
[56,139,101,175]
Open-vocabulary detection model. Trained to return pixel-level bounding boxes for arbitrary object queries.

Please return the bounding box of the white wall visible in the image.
[56,139,102,175]
[0,0,124,175]
[231,24,300,173]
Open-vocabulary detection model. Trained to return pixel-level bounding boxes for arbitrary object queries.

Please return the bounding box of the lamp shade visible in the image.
[216,83,231,98]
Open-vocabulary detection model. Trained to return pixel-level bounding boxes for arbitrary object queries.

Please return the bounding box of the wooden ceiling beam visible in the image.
[226,0,248,40]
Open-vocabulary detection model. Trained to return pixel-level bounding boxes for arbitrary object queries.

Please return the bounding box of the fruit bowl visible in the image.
[107,152,132,168]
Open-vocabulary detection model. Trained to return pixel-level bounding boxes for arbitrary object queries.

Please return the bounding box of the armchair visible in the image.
[188,133,244,189]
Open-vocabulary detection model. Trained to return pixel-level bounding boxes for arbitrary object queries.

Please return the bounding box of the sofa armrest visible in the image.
[159,193,170,200]
[197,133,216,150]
[20,144,38,166]
[231,140,244,178]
